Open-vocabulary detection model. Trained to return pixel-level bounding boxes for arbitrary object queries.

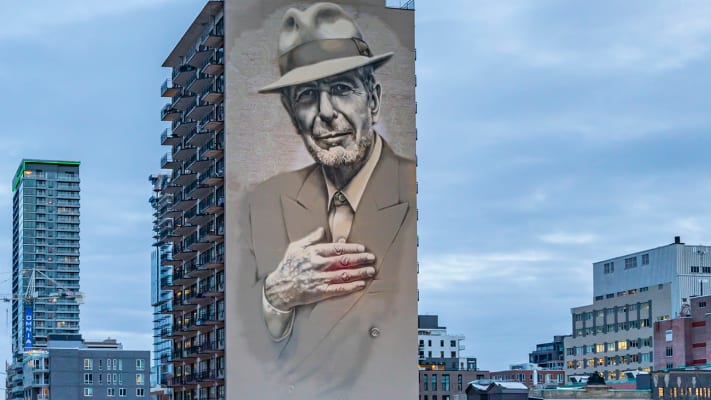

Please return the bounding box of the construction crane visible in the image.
[1,268,85,352]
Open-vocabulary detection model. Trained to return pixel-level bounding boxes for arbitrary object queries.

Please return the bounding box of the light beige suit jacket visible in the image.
[233,140,418,399]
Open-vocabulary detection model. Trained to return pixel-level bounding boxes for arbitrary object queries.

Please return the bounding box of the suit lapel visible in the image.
[281,166,331,244]
[287,143,410,368]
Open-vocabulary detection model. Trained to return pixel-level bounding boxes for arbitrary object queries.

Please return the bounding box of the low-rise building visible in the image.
[490,363,565,388]
[651,370,711,400]
[17,334,150,400]
[466,381,529,400]
[531,336,567,370]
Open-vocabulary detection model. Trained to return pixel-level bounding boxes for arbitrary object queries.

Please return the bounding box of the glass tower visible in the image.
[10,160,81,351]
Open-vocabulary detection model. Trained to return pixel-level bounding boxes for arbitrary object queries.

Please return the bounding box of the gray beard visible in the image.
[306,135,372,169]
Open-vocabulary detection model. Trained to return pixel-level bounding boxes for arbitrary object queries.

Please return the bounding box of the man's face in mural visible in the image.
[282,68,382,169]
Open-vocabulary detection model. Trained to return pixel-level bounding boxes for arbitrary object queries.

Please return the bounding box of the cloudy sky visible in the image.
[0,0,710,377]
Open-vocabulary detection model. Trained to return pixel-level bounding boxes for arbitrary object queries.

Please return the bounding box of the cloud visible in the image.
[0,0,174,40]
[540,232,598,245]
[419,250,556,290]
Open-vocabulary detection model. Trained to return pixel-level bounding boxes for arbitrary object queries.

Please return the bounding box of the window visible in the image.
[118,359,123,371]
[84,387,93,397]
[84,373,93,384]
[99,374,102,385]
[107,358,111,371]
[451,351,456,358]
[704,267,711,274]
[84,359,93,370]
[107,388,115,397]
[692,266,700,273]
[440,340,444,347]
[625,257,637,269]
[136,359,145,371]
[666,346,673,357]
[458,374,463,391]
[603,262,614,274]
[666,330,673,342]
[667,362,674,369]
[432,374,437,391]
[423,374,428,391]
[98,359,103,370]
[641,254,649,265]
[118,374,122,385]
[113,359,117,370]
[119,388,127,397]
[106,373,111,384]
[700,301,708,308]
[136,388,145,397]
[640,286,649,292]
[450,340,456,347]
[442,374,450,391]
[136,374,144,385]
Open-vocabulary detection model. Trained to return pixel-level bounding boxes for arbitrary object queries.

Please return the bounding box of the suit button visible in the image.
[337,237,346,243]
[369,327,381,338]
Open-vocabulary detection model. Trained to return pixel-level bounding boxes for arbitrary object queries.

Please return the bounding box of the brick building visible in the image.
[653,294,711,370]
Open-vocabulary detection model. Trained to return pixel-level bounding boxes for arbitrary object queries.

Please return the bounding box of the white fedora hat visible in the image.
[259,2,393,93]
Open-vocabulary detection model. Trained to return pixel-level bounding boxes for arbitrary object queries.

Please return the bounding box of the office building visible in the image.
[653,294,711,370]
[565,282,669,379]
[7,159,82,400]
[529,336,566,370]
[156,2,225,399]
[565,237,711,380]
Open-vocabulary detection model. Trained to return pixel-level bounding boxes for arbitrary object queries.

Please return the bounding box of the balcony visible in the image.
[187,45,211,69]
[161,104,181,122]
[185,101,213,122]
[201,253,224,271]
[161,152,179,170]
[199,140,223,160]
[172,90,197,112]
[186,182,211,202]
[174,222,197,237]
[202,225,224,243]
[161,128,181,146]
[203,196,224,215]
[202,50,224,77]
[173,144,197,162]
[172,119,197,137]
[200,166,224,187]
[173,244,197,262]
[161,78,179,98]
[197,106,224,132]
[186,127,213,148]
[172,169,197,186]
[163,184,182,195]
[188,210,211,227]
[186,72,212,95]
[172,64,196,87]
[198,340,225,355]
[204,27,224,49]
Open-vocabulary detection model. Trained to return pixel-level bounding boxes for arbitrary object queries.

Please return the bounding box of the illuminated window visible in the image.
[84,359,93,370]
[136,374,144,385]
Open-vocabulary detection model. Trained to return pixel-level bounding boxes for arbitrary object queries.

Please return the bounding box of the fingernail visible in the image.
[367,254,375,261]
[367,267,376,276]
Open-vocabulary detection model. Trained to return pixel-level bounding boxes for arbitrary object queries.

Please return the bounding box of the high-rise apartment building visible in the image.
[565,237,711,380]
[7,159,82,399]
[155,2,225,399]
